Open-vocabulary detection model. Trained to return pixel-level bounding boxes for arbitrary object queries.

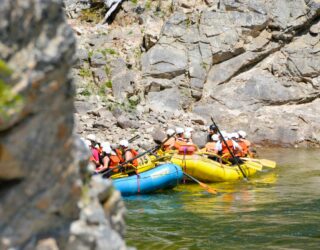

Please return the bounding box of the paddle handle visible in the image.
[211,117,248,180]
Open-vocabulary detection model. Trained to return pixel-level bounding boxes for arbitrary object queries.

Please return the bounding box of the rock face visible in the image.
[140,0,320,146]
[69,0,319,152]
[0,1,127,249]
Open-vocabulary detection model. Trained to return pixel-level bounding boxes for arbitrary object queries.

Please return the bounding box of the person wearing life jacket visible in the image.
[173,127,185,150]
[175,131,197,154]
[230,133,247,157]
[96,142,121,176]
[238,130,255,157]
[215,132,243,164]
[118,139,139,167]
[207,124,218,142]
[163,128,176,151]
[87,134,101,168]
[204,134,219,153]
[184,131,193,144]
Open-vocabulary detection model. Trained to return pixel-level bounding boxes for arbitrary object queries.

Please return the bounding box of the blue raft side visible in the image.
[112,163,183,196]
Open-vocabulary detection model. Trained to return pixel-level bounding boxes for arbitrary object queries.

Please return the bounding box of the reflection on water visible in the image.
[125,148,320,249]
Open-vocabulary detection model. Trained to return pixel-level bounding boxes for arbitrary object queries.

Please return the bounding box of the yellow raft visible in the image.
[171,154,257,182]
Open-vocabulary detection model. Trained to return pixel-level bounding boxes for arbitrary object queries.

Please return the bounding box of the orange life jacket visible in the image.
[221,140,235,155]
[242,139,251,147]
[237,140,248,157]
[125,148,139,167]
[163,137,176,151]
[205,142,217,152]
[115,148,125,163]
[109,155,121,172]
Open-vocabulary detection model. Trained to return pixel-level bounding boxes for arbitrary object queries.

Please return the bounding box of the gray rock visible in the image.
[0,0,79,247]
[90,52,107,67]
[192,131,207,149]
[146,88,182,113]
[110,58,136,102]
[142,44,188,79]
[117,115,140,129]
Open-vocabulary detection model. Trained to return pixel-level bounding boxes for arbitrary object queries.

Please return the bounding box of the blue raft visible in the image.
[112,163,183,196]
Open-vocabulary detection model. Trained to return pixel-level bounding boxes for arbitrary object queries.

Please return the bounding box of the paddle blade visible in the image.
[199,182,218,194]
[260,159,276,168]
[244,161,263,171]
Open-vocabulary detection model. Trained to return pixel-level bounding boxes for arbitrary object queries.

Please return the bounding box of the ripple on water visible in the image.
[125,149,320,249]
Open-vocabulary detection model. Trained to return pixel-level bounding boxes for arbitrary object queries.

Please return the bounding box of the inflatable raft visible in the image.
[171,154,257,182]
[112,163,183,196]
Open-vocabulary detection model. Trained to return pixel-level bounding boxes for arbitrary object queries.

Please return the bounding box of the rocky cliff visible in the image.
[67,0,320,148]
[0,1,127,249]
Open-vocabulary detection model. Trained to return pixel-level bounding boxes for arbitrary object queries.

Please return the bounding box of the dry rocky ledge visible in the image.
[66,0,320,148]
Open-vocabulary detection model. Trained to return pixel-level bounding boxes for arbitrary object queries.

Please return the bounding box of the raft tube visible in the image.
[171,154,257,182]
[112,163,183,196]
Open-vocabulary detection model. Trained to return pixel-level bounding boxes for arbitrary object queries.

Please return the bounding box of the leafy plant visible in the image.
[0,60,24,126]
[145,0,151,10]
[79,68,92,78]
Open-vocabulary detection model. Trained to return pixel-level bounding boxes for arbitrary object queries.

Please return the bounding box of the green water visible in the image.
[125,148,320,249]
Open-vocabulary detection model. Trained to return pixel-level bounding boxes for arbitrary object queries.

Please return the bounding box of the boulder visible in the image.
[146,88,182,113]
[110,58,136,102]
[142,44,188,79]
[117,115,140,129]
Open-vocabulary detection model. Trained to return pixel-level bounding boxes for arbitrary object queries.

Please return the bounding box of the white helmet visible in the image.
[211,134,219,141]
[86,134,96,141]
[238,130,247,138]
[166,128,175,136]
[185,127,194,133]
[103,145,112,154]
[230,133,239,139]
[119,139,129,147]
[184,131,191,139]
[220,131,228,139]
[101,141,110,149]
[175,127,184,134]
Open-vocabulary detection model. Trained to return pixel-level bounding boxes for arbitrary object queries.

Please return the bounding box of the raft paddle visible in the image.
[128,134,140,143]
[241,157,276,168]
[100,133,176,176]
[197,151,262,171]
[211,117,249,181]
[183,172,217,195]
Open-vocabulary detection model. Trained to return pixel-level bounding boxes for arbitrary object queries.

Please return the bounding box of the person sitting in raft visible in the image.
[237,130,255,157]
[230,133,247,157]
[183,131,193,144]
[175,127,185,141]
[163,128,176,151]
[86,134,101,168]
[215,132,243,165]
[116,139,139,169]
[207,124,218,142]
[185,127,194,136]
[204,134,219,153]
[96,142,121,176]
[173,127,185,150]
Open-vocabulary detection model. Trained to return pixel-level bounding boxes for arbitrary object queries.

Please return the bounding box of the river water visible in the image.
[124,148,320,249]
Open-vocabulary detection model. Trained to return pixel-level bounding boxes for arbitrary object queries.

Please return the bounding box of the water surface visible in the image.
[125,148,320,249]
